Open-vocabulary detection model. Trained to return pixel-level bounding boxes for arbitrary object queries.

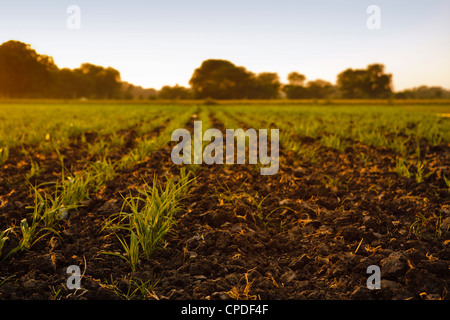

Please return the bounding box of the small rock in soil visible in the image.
[380,252,408,279]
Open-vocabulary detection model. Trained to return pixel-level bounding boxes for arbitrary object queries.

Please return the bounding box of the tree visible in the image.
[158,84,192,99]
[0,40,155,100]
[305,79,334,99]
[0,40,57,98]
[394,86,450,99]
[189,59,255,99]
[121,82,158,100]
[251,72,281,99]
[336,64,392,99]
[287,72,306,86]
[283,72,308,99]
[365,64,392,99]
[336,69,367,98]
[76,63,122,99]
[53,68,92,99]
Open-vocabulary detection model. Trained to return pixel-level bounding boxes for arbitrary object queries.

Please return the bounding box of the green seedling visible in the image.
[103,169,192,269]
[130,171,191,258]
[88,158,116,191]
[391,139,407,155]
[409,213,444,240]
[414,160,431,183]
[135,139,156,161]
[124,191,174,259]
[0,228,12,258]
[358,152,371,165]
[87,138,110,157]
[28,182,79,228]
[444,175,450,192]
[116,153,138,171]
[323,174,340,189]
[4,218,55,259]
[395,157,411,179]
[109,132,125,148]
[0,147,9,164]
[131,278,159,300]
[62,174,92,206]
[297,145,319,163]
[321,134,349,152]
[105,275,158,300]
[18,219,35,250]
[115,231,140,272]
[26,160,42,179]
[247,193,275,225]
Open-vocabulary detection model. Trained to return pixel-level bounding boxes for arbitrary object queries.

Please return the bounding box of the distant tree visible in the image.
[283,72,308,99]
[76,63,122,99]
[336,64,392,99]
[49,63,122,99]
[2,40,420,102]
[282,85,306,99]
[394,86,450,99]
[53,67,93,99]
[122,82,135,100]
[158,84,192,99]
[287,72,306,86]
[251,72,281,99]
[122,82,158,100]
[189,59,256,99]
[305,79,334,99]
[0,40,57,98]
[0,40,158,100]
[365,64,392,99]
[336,69,367,98]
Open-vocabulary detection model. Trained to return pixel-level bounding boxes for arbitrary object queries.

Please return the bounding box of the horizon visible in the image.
[1,1,449,91]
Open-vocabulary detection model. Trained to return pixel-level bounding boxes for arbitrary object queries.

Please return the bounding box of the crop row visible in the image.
[217,105,450,186]
[0,106,196,265]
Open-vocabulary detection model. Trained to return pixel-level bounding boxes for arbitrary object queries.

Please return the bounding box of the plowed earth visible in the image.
[0,112,449,300]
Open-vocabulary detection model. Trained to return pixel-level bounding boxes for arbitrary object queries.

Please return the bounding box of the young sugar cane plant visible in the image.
[3,217,61,260]
[444,175,450,192]
[0,147,8,165]
[395,157,411,179]
[4,154,115,260]
[88,157,117,192]
[1,216,46,260]
[3,172,83,259]
[13,178,80,252]
[0,227,12,259]
[103,169,193,270]
[28,181,81,229]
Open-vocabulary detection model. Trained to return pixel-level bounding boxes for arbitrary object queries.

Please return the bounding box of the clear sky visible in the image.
[0,0,449,91]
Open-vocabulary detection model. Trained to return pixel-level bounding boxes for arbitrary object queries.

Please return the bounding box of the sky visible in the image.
[0,0,449,91]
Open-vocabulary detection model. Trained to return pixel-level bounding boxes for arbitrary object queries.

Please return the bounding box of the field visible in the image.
[0,101,449,300]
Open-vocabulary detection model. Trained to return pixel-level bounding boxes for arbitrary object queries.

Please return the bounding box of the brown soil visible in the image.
[0,112,449,300]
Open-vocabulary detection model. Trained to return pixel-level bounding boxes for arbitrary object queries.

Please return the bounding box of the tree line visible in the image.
[0,40,448,100]
[0,41,122,99]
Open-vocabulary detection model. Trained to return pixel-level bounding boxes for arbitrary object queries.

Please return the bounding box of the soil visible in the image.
[0,111,449,300]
